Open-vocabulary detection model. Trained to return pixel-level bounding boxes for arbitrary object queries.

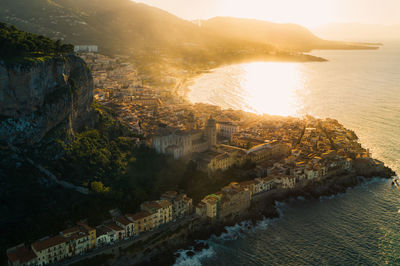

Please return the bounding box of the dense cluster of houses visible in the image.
[6,192,192,266]
[79,53,169,108]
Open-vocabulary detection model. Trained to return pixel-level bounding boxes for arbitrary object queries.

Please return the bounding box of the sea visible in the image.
[174,42,400,265]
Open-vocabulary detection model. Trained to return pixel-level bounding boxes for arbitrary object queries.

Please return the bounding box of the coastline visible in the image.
[175,53,327,100]
[109,160,395,266]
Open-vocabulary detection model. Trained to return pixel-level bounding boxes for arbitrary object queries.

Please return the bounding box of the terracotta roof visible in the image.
[116,216,133,226]
[61,227,80,236]
[96,225,112,237]
[32,235,66,252]
[126,211,152,221]
[65,232,88,241]
[105,223,124,232]
[141,201,162,210]
[157,200,172,208]
[7,246,37,264]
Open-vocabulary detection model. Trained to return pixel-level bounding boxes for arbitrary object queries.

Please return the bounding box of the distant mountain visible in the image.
[313,23,400,42]
[0,0,377,56]
[200,17,380,51]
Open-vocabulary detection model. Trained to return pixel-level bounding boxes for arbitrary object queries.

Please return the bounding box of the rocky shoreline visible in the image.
[112,161,395,266]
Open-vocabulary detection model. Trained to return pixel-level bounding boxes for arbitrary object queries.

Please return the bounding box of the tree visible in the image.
[91,181,110,193]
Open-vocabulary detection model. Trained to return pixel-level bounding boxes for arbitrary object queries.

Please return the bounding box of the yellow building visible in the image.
[60,227,90,257]
[126,211,154,235]
[199,194,222,220]
[77,222,96,249]
[140,200,173,228]
[31,235,67,265]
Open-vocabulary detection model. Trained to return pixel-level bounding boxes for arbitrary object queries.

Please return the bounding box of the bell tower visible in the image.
[205,115,217,148]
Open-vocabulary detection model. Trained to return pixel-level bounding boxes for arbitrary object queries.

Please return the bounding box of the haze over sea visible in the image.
[178,42,400,265]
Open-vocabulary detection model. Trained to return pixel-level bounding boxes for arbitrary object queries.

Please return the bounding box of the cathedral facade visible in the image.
[152,116,217,159]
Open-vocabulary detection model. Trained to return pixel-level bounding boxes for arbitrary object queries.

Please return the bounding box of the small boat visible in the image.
[392,176,400,188]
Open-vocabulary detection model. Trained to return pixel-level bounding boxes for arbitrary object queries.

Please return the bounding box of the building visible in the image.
[74,45,98,53]
[130,97,163,107]
[254,176,275,194]
[195,201,207,219]
[274,175,296,189]
[60,227,90,257]
[216,122,239,138]
[205,116,217,147]
[126,211,154,235]
[95,225,115,247]
[115,216,135,238]
[104,223,125,241]
[246,143,273,163]
[160,191,193,219]
[140,200,173,228]
[194,149,239,173]
[31,235,67,265]
[219,183,251,219]
[198,194,222,221]
[238,180,257,197]
[7,244,37,266]
[77,222,96,249]
[152,116,217,159]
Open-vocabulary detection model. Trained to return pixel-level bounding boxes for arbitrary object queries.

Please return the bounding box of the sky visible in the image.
[133,0,400,27]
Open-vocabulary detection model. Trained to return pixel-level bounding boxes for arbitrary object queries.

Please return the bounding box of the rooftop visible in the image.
[7,245,37,264]
[126,211,152,221]
[32,235,66,252]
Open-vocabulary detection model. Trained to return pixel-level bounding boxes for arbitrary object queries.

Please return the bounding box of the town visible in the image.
[6,50,385,266]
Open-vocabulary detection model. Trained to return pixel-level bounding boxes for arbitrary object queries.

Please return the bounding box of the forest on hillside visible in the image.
[0,22,73,59]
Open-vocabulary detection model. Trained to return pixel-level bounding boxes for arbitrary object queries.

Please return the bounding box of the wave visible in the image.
[174,178,392,265]
[174,244,216,266]
[319,193,345,201]
[173,216,278,265]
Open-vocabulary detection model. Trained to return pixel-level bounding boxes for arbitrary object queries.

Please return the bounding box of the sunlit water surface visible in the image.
[182,42,400,265]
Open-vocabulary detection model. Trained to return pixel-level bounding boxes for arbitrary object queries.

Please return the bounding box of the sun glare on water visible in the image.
[188,62,304,117]
[241,62,302,116]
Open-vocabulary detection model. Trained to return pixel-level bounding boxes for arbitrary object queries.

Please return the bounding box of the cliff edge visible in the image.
[0,55,94,144]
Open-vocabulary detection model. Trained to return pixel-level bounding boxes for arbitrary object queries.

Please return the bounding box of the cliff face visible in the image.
[0,55,93,144]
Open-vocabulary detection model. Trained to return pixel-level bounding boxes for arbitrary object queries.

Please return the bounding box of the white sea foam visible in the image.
[319,193,345,201]
[297,196,305,201]
[174,245,216,266]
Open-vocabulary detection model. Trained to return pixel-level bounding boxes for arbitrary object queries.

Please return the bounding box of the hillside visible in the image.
[0,0,377,56]
[201,17,380,51]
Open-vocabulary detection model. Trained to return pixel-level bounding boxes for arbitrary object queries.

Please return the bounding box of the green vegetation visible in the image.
[0,22,73,60]
[0,102,256,261]
[50,102,257,208]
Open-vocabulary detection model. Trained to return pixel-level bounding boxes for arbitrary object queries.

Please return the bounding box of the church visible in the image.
[152,116,217,159]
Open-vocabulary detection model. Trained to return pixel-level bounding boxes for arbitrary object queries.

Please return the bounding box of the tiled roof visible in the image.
[157,200,172,208]
[126,211,152,221]
[32,235,66,252]
[60,227,80,236]
[7,245,37,264]
[105,223,124,232]
[116,216,133,226]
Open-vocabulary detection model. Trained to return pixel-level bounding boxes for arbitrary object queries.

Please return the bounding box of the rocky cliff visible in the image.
[0,55,93,144]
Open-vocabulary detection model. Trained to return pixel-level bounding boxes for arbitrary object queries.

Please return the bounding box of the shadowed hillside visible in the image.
[0,0,378,55]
